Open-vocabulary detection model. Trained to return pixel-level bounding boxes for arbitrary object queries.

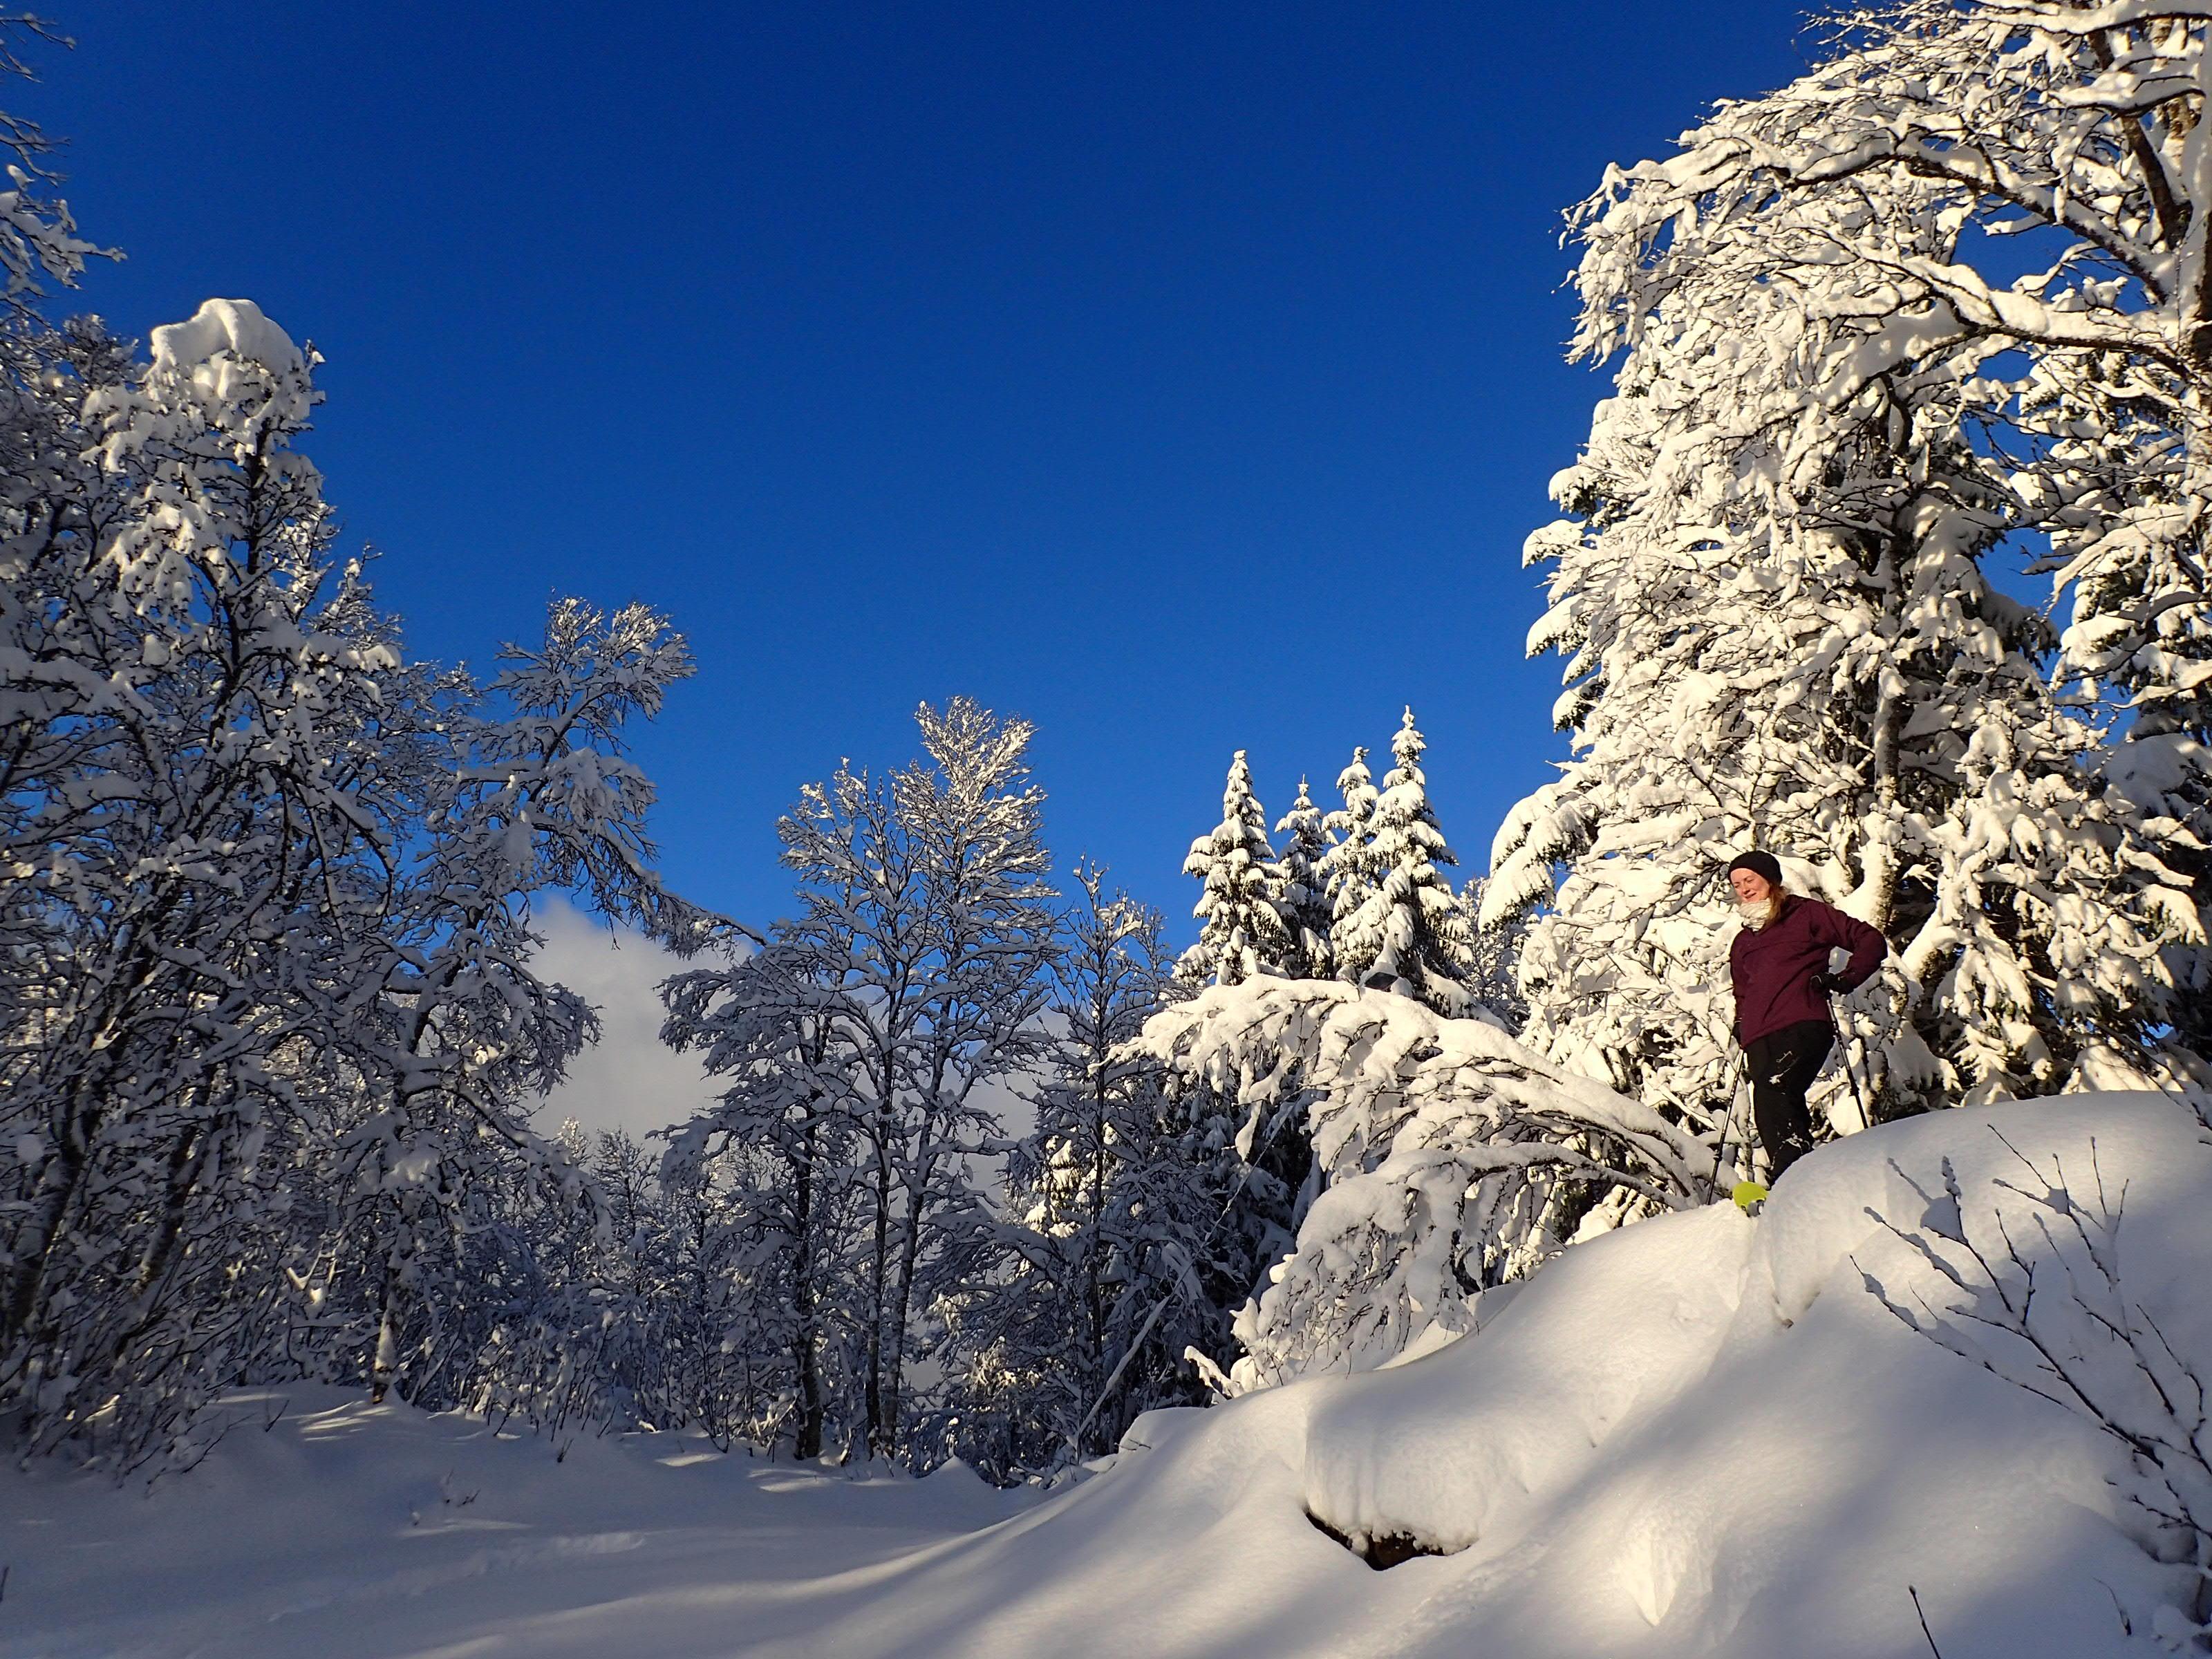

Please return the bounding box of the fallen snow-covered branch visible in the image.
[1131,979,1712,1389]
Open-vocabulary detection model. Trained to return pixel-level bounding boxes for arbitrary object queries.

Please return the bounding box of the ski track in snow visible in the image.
[3,1091,2205,1659]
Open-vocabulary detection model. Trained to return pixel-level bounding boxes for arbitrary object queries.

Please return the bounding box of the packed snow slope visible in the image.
[3,1092,2204,1659]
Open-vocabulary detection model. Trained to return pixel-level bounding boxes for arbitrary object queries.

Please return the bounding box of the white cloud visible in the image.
[529,898,722,1146]
[527,900,1056,1179]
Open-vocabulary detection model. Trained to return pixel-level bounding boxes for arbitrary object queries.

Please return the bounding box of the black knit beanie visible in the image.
[1727,850,1783,887]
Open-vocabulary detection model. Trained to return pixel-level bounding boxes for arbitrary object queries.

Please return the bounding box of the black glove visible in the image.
[1808,970,1846,995]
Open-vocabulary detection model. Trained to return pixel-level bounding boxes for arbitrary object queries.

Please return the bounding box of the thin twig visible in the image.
[1909,1584,1943,1658]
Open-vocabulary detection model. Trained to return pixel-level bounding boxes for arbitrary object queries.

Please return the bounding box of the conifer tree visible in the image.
[1334,709,1474,1012]
[1270,778,1335,981]
[1317,747,1383,977]
[1178,751,1290,986]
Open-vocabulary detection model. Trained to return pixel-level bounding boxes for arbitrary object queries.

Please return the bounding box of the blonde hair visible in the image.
[1735,880,1787,929]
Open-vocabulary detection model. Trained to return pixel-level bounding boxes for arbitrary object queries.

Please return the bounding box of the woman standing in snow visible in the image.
[1724,850,1886,1183]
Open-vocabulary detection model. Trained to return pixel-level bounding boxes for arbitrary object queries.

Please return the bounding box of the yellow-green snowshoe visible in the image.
[1732,1181,1770,1217]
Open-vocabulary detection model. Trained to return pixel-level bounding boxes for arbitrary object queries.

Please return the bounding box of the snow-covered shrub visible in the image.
[1862,1126,2212,1647]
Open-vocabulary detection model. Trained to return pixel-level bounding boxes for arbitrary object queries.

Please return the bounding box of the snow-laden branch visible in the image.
[1130,980,1710,1390]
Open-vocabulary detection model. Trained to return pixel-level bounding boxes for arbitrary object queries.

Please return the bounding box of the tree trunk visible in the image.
[883,1122,934,1457]
[861,1127,893,1457]
[790,1106,823,1460]
[369,1235,405,1405]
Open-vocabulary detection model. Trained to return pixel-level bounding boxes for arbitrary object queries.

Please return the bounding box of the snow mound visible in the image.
[789,1092,2209,1659]
[148,297,304,378]
[1301,1201,1751,1559]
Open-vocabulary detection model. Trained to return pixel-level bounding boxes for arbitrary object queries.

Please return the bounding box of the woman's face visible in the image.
[1730,868,1773,905]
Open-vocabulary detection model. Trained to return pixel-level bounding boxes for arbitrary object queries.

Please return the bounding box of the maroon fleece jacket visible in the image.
[1729,894,1887,1044]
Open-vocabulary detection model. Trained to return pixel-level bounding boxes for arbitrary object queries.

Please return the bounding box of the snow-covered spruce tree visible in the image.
[939,863,1215,1477]
[1269,778,1335,980]
[1317,747,1385,976]
[1174,759,1356,1375]
[1333,709,1474,1013]
[1488,95,2201,1138]
[1177,751,1291,987]
[1545,0,2209,1092]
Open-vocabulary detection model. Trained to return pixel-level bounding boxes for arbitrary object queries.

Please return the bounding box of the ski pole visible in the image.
[1707,1036,1748,1200]
[1829,992,1875,1132]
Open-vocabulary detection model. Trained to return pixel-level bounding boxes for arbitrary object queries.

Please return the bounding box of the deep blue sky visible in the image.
[21,3,1815,939]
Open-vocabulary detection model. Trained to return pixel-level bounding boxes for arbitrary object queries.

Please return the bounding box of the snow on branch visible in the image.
[1130,980,1711,1391]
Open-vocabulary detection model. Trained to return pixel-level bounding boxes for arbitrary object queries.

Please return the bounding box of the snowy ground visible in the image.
[0,1399,1033,1659]
[6,1091,2205,1658]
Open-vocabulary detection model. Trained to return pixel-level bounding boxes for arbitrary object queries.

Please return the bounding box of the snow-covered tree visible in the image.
[1459,877,1528,1033]
[1485,34,2205,1133]
[0,64,715,1463]
[0,62,939,1472]
[1317,747,1383,971]
[1533,0,2209,1100]
[1270,778,1335,981]
[666,698,1057,1462]
[1333,709,1474,1012]
[941,863,1211,1477]
[0,277,711,1464]
[0,21,104,319]
[0,295,422,1461]
[881,699,1061,1448]
[1178,751,1290,987]
[347,597,711,1409]
[662,938,865,1456]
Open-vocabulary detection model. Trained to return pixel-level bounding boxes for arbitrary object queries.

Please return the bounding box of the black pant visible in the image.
[1743,1020,1833,1181]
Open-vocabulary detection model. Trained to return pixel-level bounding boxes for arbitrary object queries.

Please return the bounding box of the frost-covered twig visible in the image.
[1860,1133,2212,1646]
